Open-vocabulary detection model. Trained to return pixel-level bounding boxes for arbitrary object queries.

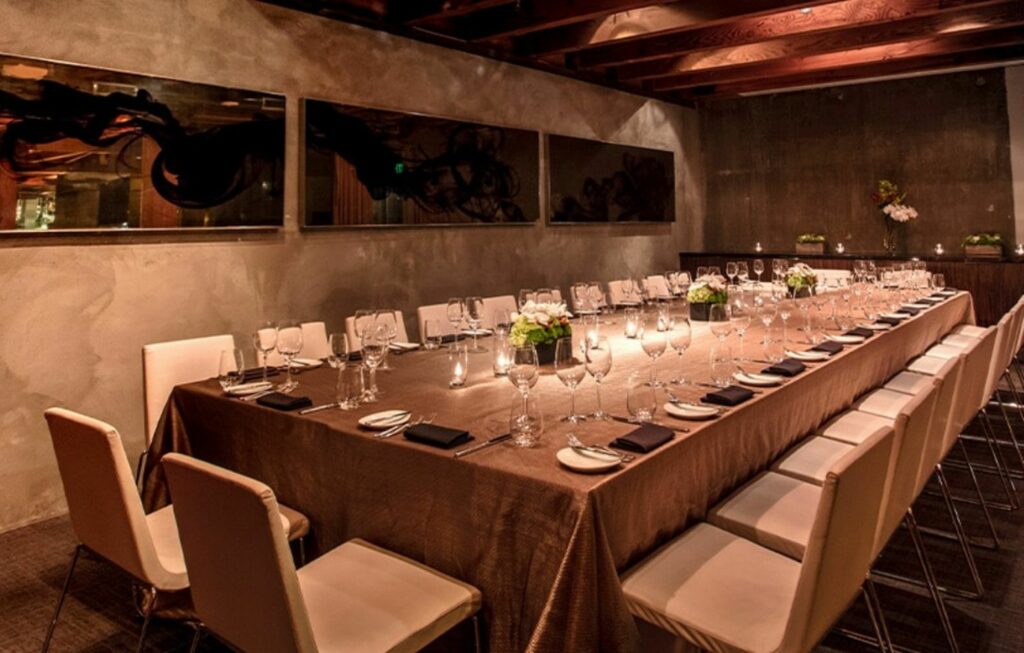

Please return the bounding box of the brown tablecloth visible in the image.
[142,293,974,653]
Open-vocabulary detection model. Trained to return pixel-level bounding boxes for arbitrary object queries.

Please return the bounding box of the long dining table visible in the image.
[142,292,974,653]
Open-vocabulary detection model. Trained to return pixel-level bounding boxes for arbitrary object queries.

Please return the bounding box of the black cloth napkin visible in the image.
[811,341,844,355]
[899,305,922,315]
[256,392,313,411]
[703,385,755,406]
[404,423,472,449]
[241,367,280,382]
[761,359,806,377]
[440,334,459,344]
[347,351,363,362]
[844,327,875,339]
[917,297,942,305]
[611,423,674,453]
[876,316,903,326]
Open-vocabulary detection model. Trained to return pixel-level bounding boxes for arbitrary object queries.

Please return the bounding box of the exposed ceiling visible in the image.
[260,0,1024,104]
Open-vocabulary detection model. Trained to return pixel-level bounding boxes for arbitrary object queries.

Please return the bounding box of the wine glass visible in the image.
[275,321,303,393]
[758,301,777,348]
[696,266,708,279]
[726,261,738,286]
[669,318,691,385]
[360,326,387,402]
[446,298,465,347]
[730,299,751,362]
[251,322,277,383]
[778,298,794,345]
[374,310,399,371]
[353,309,375,346]
[518,289,536,309]
[555,338,587,423]
[536,288,555,303]
[753,259,765,285]
[640,320,667,387]
[327,333,349,368]
[465,297,488,353]
[932,273,946,291]
[508,345,540,412]
[218,349,245,390]
[626,371,658,423]
[584,336,613,420]
[709,304,732,343]
[737,261,749,286]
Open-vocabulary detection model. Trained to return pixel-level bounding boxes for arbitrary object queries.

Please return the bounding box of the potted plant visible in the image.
[962,233,1003,260]
[509,301,573,365]
[872,180,919,255]
[785,263,817,298]
[686,274,728,321]
[795,233,827,255]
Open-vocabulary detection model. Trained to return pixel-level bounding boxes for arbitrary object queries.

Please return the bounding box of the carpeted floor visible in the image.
[3,434,1024,652]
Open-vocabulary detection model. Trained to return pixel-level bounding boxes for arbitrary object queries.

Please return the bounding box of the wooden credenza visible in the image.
[679,251,1024,326]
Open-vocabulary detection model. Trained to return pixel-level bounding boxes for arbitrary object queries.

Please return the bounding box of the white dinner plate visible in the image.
[903,303,931,310]
[389,341,421,352]
[461,328,493,336]
[224,381,273,397]
[936,290,957,296]
[733,371,783,387]
[827,334,866,344]
[664,402,720,420]
[358,410,411,430]
[556,447,621,473]
[860,322,892,331]
[880,312,911,320]
[618,301,642,307]
[786,350,830,362]
[291,357,323,369]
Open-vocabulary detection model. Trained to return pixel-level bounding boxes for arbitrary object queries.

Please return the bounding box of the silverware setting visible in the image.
[239,389,275,402]
[376,413,436,439]
[454,433,512,458]
[299,401,340,415]
[363,410,410,426]
[609,414,690,432]
[566,433,635,463]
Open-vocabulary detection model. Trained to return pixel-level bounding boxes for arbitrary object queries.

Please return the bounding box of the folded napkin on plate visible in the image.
[404,424,472,449]
[844,327,875,339]
[347,351,363,362]
[761,359,806,377]
[917,297,942,305]
[899,305,922,315]
[811,341,844,355]
[703,385,755,406]
[611,423,674,453]
[440,334,459,344]
[876,316,903,326]
[256,392,313,411]
[241,367,280,382]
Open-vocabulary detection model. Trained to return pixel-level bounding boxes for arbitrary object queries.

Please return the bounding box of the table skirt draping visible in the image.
[142,293,974,652]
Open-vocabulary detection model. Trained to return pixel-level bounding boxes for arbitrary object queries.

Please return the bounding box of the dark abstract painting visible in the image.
[548,135,674,223]
[0,54,284,231]
[303,99,539,226]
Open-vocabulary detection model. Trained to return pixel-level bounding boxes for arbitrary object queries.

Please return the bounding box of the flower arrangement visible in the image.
[785,263,817,294]
[509,301,573,347]
[872,180,919,255]
[796,233,826,244]
[962,232,1003,247]
[686,274,729,304]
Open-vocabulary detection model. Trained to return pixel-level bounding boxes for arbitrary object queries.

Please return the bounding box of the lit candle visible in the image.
[624,308,640,338]
[934,243,945,256]
[492,349,510,376]
[835,242,846,254]
[450,345,469,387]
[1015,243,1024,257]
[754,241,763,253]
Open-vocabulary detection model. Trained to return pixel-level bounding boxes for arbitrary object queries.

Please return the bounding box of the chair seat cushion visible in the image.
[820,410,894,445]
[884,371,935,396]
[953,324,987,338]
[924,344,962,361]
[772,437,855,485]
[145,506,190,591]
[941,334,977,349]
[297,539,481,653]
[707,472,820,560]
[906,355,949,376]
[855,388,915,420]
[622,523,799,653]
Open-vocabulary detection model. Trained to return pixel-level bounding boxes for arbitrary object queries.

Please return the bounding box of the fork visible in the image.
[376,413,436,439]
[566,433,635,463]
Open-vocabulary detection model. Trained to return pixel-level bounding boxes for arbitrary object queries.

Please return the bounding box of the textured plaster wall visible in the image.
[0,0,702,531]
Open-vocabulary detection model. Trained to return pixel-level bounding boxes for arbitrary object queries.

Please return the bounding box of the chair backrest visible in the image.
[534,287,563,303]
[143,334,235,445]
[780,427,894,653]
[344,311,409,352]
[876,383,940,555]
[811,269,852,283]
[44,408,184,591]
[922,355,966,473]
[163,453,316,653]
[416,303,459,342]
[608,280,642,306]
[963,327,1000,418]
[482,295,517,328]
[299,321,330,359]
[643,275,671,299]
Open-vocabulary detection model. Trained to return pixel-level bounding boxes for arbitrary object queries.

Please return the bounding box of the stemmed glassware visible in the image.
[640,319,667,387]
[251,322,277,383]
[328,333,359,410]
[583,336,612,420]
[360,326,387,402]
[726,261,738,286]
[753,259,765,285]
[374,310,399,370]
[730,298,751,361]
[517,289,535,309]
[327,333,349,369]
[777,298,794,345]
[668,318,691,385]
[465,297,488,353]
[555,338,587,423]
[709,304,732,343]
[218,349,245,390]
[758,301,777,349]
[446,298,465,347]
[275,321,303,393]
[737,261,749,286]
[353,309,375,344]
[508,345,540,412]
[696,266,708,279]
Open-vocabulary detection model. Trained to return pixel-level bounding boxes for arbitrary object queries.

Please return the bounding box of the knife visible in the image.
[299,402,340,415]
[454,433,511,458]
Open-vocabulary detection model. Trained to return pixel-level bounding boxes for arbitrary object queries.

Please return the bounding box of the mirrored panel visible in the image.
[304,99,539,226]
[0,54,284,232]
[548,134,674,223]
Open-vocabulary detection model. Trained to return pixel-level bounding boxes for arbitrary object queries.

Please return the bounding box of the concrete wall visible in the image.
[700,68,1016,256]
[0,0,702,531]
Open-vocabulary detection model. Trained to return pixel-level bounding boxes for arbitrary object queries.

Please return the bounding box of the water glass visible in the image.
[337,363,363,410]
[218,349,245,390]
[709,344,733,388]
[626,371,658,423]
[509,394,544,448]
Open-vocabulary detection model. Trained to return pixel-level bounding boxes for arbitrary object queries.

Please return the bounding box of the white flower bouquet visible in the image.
[509,301,573,347]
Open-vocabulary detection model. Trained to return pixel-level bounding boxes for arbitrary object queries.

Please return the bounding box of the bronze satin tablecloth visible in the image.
[142,293,974,653]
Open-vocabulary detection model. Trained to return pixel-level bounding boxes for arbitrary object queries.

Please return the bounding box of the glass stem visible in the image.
[595,381,603,414]
[369,367,377,393]
[285,356,294,388]
[651,358,657,384]
[262,351,269,383]
[570,387,577,418]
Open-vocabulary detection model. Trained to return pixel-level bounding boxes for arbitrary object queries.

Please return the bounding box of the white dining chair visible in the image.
[642,275,671,300]
[482,295,517,328]
[163,453,482,653]
[622,427,894,653]
[607,280,642,307]
[41,408,310,653]
[263,321,334,367]
[416,303,460,343]
[344,310,410,352]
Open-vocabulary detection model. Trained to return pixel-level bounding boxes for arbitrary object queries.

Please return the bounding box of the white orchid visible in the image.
[882,203,919,223]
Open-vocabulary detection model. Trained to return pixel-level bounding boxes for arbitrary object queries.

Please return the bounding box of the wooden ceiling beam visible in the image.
[678,42,1024,98]
[651,24,1024,91]
[389,0,514,26]
[578,0,997,69]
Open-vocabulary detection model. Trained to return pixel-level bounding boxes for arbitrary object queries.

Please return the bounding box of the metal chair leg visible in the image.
[957,438,1001,548]
[979,414,1018,509]
[472,614,483,653]
[905,510,960,653]
[41,545,81,653]
[864,576,894,653]
[135,586,156,653]
[298,536,306,567]
[134,450,149,492]
[188,624,203,653]
[934,465,984,598]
